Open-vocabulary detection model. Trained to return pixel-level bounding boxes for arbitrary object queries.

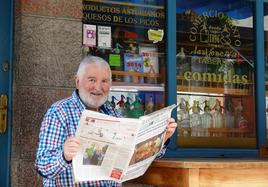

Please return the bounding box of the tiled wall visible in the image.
[11,0,155,186]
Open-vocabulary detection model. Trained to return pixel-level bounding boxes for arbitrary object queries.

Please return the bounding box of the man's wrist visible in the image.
[62,152,72,164]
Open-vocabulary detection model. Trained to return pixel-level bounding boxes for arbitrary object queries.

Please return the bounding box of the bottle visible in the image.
[176,47,186,62]
[212,99,224,136]
[117,95,125,115]
[110,96,118,109]
[124,97,132,117]
[238,116,248,129]
[130,95,144,118]
[177,98,190,136]
[201,100,213,136]
[190,100,202,136]
[235,100,248,131]
[144,95,154,115]
[224,99,235,129]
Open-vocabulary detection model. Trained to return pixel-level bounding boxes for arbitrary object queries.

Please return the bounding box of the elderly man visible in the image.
[35,55,177,186]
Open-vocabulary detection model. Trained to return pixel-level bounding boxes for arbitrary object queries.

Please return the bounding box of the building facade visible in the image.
[1,0,268,186]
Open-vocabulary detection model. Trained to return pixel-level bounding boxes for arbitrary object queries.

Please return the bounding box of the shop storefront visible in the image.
[1,0,268,186]
[82,0,268,158]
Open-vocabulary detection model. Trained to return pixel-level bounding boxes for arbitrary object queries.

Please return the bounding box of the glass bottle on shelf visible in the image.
[110,96,118,109]
[190,100,202,136]
[177,98,190,136]
[176,47,186,62]
[234,100,243,128]
[201,100,213,136]
[124,97,132,117]
[117,95,126,115]
[235,100,248,129]
[212,99,224,136]
[112,43,123,54]
[224,98,235,128]
[144,95,154,115]
[130,95,144,118]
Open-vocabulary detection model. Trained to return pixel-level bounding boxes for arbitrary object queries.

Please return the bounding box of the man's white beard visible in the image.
[79,87,108,108]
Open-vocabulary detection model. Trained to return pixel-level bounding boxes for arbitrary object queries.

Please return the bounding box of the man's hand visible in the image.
[63,137,80,162]
[164,118,177,143]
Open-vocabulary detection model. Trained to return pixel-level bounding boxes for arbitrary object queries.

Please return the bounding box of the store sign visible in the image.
[83,0,165,28]
[189,10,241,47]
[183,10,250,85]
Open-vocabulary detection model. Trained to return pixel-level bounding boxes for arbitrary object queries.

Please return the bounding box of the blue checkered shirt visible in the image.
[35,90,122,187]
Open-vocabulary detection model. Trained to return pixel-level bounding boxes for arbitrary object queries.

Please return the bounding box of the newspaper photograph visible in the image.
[72,104,176,183]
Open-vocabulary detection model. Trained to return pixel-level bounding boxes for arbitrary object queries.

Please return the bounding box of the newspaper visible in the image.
[72,104,176,183]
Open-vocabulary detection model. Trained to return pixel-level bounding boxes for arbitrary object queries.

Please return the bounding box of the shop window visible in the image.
[176,0,256,148]
[82,0,166,118]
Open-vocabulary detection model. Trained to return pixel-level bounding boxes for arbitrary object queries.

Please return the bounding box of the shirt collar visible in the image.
[72,90,86,112]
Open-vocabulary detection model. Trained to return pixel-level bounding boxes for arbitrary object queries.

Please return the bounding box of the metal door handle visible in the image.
[0,95,8,134]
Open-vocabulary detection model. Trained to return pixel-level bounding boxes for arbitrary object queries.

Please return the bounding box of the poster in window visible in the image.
[124,54,144,83]
[139,45,159,74]
[83,24,96,47]
[98,26,111,48]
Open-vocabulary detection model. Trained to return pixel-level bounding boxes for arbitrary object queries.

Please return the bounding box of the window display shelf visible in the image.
[177,76,253,96]
[176,85,255,149]
[112,70,160,77]
[177,85,251,96]
[111,82,164,92]
[112,70,162,80]
[178,127,254,137]
[109,82,165,119]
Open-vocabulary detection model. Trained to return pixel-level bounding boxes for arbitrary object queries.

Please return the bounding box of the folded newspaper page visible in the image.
[72,104,176,183]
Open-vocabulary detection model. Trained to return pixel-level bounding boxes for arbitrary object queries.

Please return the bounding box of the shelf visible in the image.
[178,127,253,137]
[177,85,251,96]
[111,82,164,92]
[177,75,253,96]
[112,70,161,78]
[111,70,164,92]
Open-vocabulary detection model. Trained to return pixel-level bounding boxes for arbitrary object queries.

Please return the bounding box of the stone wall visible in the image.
[12,0,82,186]
[11,0,154,186]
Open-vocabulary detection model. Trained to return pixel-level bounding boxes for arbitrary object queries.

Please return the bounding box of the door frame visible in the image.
[0,0,13,186]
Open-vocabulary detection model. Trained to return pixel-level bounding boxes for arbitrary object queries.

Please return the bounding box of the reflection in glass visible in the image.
[176,0,256,148]
[82,0,166,115]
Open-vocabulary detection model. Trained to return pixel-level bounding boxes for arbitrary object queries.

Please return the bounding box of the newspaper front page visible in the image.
[72,104,176,183]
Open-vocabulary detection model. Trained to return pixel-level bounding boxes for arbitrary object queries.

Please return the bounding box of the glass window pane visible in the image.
[82,0,166,118]
[176,0,256,148]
